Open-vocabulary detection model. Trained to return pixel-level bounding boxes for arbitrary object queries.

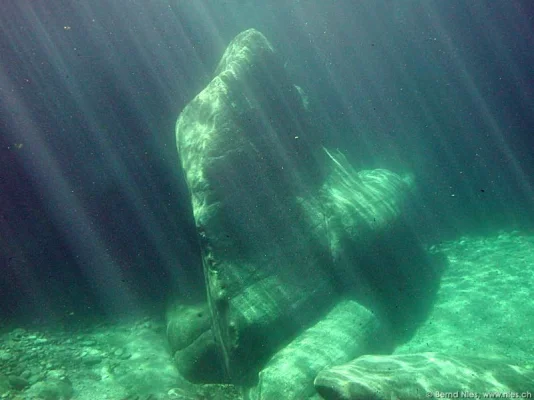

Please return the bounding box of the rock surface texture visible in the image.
[175,28,334,381]
[315,352,534,400]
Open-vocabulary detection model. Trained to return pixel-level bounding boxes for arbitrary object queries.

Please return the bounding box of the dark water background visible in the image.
[1,0,533,323]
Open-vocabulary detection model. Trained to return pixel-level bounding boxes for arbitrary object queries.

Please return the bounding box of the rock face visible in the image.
[175,28,436,386]
[314,353,534,400]
[176,28,333,381]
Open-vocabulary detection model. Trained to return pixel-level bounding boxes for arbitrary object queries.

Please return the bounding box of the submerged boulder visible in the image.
[176,28,333,381]
[166,302,223,382]
[314,352,534,400]
[175,28,437,387]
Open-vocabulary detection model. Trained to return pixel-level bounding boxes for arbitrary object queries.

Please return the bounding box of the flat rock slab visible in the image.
[314,352,534,400]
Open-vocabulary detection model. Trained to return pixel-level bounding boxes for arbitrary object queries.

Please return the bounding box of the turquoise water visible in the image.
[1,1,533,398]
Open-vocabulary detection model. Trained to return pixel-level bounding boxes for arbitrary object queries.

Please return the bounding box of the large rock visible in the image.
[175,28,434,383]
[166,302,223,382]
[301,149,443,338]
[314,353,534,400]
[395,233,534,363]
[249,300,390,400]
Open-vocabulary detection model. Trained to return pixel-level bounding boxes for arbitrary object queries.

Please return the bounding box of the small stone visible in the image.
[0,375,10,396]
[8,375,29,390]
[82,355,103,365]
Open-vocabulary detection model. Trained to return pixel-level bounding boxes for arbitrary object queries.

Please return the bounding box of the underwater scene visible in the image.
[1,1,534,399]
